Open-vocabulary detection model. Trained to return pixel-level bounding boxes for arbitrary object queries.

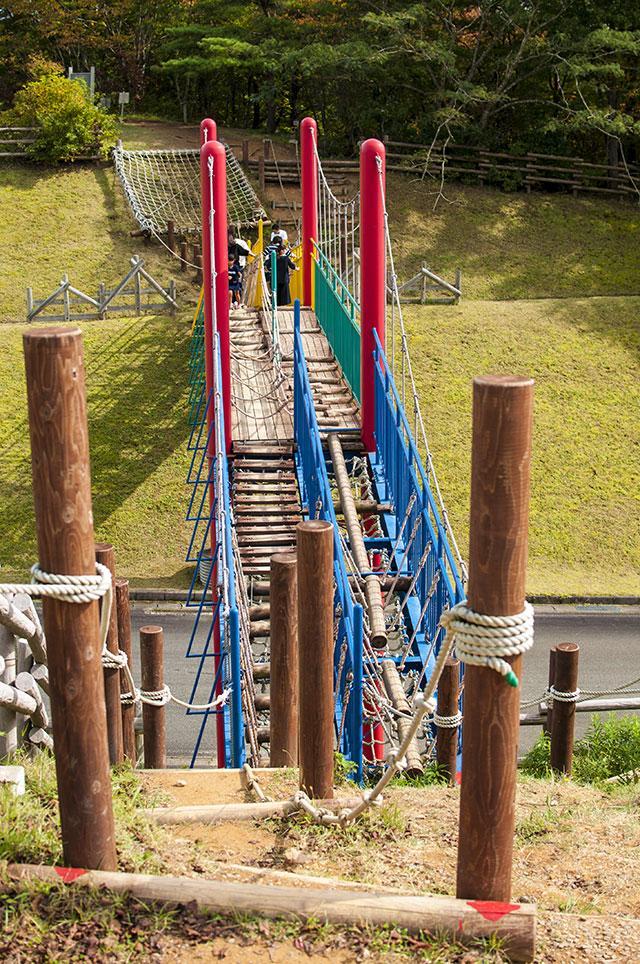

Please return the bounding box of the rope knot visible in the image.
[440,601,534,687]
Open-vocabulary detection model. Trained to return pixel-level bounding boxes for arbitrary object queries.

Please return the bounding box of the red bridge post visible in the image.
[359,138,386,452]
[200,137,232,453]
[301,117,318,308]
[200,118,217,145]
[200,130,231,767]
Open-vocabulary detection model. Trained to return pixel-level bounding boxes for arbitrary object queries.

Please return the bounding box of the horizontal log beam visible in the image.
[5,864,536,960]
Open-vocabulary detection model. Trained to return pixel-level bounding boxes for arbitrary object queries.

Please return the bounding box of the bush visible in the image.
[521,715,640,784]
[5,71,119,162]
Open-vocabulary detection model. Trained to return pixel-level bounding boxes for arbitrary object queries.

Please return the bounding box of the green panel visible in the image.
[313,255,361,403]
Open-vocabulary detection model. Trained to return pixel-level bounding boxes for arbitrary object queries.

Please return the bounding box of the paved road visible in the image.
[130,603,639,765]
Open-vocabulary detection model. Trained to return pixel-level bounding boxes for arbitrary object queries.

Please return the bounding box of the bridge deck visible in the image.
[229,306,359,443]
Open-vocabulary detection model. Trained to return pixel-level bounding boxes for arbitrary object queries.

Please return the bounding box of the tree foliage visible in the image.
[0,0,638,163]
[3,66,119,161]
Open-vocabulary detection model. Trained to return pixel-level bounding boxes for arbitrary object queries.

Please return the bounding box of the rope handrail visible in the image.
[374,154,468,583]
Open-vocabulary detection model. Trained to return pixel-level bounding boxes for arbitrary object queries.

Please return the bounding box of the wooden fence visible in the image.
[0,127,37,158]
[383,139,640,200]
[26,257,177,322]
[246,139,639,202]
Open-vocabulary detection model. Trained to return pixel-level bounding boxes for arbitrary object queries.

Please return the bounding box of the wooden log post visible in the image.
[436,656,460,784]
[297,521,334,800]
[543,647,556,736]
[140,625,166,769]
[23,326,116,870]
[269,552,299,767]
[167,219,176,254]
[195,254,203,285]
[550,643,580,775]
[242,139,250,165]
[95,542,124,765]
[456,375,534,903]
[263,138,271,161]
[258,156,266,194]
[180,240,188,273]
[115,578,136,765]
[0,623,17,756]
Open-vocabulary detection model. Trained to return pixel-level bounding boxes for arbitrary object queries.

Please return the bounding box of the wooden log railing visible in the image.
[246,142,639,201]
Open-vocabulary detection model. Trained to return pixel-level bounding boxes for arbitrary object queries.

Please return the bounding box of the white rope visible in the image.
[374,154,468,584]
[547,686,580,703]
[113,144,266,236]
[433,711,463,728]
[440,602,534,687]
[290,624,456,827]
[0,564,229,715]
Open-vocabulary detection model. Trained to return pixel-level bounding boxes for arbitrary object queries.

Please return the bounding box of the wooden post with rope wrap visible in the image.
[436,656,460,784]
[22,326,116,870]
[140,625,166,769]
[95,542,124,765]
[550,643,580,775]
[456,375,534,903]
[115,577,136,765]
[269,552,299,767]
[297,520,334,800]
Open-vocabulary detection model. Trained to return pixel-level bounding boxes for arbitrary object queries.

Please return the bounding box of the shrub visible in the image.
[521,715,640,784]
[5,72,119,162]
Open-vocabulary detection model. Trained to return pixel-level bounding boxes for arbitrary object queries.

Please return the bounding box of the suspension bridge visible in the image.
[139,123,634,785]
[120,116,462,777]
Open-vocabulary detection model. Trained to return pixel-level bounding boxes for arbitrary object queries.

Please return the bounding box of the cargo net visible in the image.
[113,144,267,236]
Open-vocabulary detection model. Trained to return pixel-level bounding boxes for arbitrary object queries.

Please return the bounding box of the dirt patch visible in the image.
[140,767,299,807]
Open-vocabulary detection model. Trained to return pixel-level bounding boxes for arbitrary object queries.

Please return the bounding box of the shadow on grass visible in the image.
[0,316,190,575]
[386,178,640,305]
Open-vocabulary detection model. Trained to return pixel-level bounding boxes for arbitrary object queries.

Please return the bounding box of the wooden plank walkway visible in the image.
[229,305,359,752]
[229,306,359,444]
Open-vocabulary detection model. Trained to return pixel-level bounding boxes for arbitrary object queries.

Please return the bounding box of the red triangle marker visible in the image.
[467,900,520,922]
[54,867,87,883]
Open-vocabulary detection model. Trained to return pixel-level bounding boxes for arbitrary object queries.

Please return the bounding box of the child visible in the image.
[229,256,243,310]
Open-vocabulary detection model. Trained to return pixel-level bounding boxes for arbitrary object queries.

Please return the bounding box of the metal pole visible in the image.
[23,326,116,870]
[359,138,386,451]
[200,118,217,145]
[210,140,232,453]
[456,375,534,902]
[297,520,334,800]
[300,117,318,307]
[269,552,299,767]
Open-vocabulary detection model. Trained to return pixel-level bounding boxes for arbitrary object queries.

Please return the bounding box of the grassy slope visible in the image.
[0,313,193,585]
[0,160,192,324]
[384,177,640,595]
[404,297,640,595]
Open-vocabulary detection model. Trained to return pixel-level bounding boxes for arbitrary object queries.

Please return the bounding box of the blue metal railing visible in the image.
[373,330,464,669]
[183,322,245,768]
[293,300,364,780]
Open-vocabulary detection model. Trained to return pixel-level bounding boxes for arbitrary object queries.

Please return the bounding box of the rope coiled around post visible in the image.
[440,601,534,687]
[0,564,232,715]
[547,685,580,703]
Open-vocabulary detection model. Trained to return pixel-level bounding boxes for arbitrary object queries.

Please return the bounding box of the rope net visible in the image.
[113,144,267,236]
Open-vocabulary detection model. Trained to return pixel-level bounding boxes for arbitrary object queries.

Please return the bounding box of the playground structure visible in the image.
[5,115,640,962]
